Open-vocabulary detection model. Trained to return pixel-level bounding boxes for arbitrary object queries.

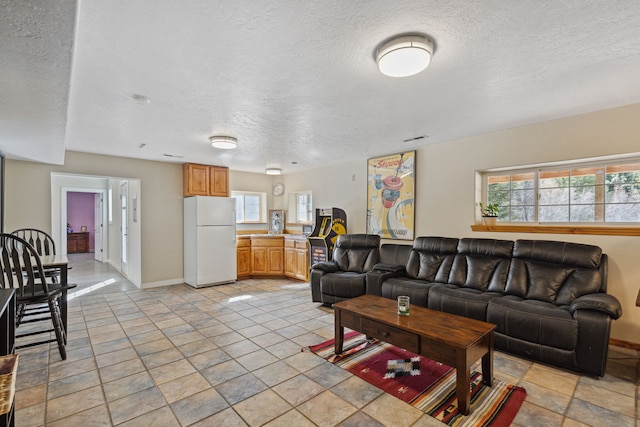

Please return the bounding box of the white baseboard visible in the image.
[140,278,185,289]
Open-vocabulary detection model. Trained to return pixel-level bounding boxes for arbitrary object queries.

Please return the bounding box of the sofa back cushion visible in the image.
[505,240,604,304]
[449,238,514,292]
[379,243,412,266]
[333,234,381,273]
[405,237,459,281]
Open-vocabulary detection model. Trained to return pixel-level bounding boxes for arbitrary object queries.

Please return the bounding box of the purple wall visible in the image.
[67,192,95,251]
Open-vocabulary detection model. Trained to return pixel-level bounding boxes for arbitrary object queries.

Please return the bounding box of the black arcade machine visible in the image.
[308,207,347,265]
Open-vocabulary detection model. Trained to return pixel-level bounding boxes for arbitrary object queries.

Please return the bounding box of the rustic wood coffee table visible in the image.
[333,294,496,415]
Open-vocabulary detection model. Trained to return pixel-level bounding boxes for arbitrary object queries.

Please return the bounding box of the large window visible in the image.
[482,159,640,224]
[231,191,267,223]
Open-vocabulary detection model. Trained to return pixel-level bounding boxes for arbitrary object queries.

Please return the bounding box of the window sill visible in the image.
[470,224,640,236]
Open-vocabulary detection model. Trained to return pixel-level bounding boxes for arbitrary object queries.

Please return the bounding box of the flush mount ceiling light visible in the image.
[376,35,434,77]
[209,135,237,150]
[265,168,282,175]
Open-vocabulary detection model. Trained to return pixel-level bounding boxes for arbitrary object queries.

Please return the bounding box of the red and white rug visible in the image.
[308,332,526,427]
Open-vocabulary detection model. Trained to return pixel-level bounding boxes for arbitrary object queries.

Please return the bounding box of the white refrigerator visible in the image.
[184,196,237,287]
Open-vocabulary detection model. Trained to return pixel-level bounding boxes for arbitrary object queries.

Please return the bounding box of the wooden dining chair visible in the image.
[0,234,68,360]
[11,228,61,283]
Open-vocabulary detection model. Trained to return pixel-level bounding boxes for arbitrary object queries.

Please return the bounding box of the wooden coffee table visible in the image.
[333,294,496,415]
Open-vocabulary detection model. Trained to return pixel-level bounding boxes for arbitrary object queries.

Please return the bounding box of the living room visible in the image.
[3,1,640,425]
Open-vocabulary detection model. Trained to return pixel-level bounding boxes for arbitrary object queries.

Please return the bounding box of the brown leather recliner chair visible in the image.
[310,234,380,305]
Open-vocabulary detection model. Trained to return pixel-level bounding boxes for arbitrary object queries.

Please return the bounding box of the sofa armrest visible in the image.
[372,263,406,274]
[570,294,622,320]
[366,266,407,296]
[310,261,340,273]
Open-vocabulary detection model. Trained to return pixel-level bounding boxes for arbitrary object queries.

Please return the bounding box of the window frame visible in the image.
[231,191,267,224]
[287,190,313,225]
[477,155,640,229]
[295,192,313,224]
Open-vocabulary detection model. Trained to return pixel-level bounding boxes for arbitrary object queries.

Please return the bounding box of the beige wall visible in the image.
[283,160,366,233]
[5,104,640,342]
[6,151,184,286]
[284,103,640,343]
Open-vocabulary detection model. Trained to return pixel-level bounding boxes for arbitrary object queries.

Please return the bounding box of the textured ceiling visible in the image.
[3,1,640,173]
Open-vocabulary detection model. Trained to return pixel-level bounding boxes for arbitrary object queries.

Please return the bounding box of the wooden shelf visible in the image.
[470,224,640,236]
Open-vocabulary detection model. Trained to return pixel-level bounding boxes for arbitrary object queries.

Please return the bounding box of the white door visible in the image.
[94,193,104,262]
[120,182,129,276]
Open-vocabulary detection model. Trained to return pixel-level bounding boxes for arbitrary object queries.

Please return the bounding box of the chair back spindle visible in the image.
[0,234,50,298]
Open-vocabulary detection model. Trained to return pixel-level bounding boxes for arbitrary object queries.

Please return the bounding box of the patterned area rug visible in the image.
[308,332,526,427]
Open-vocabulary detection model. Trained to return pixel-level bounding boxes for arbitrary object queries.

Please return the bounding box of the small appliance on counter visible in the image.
[302,224,313,236]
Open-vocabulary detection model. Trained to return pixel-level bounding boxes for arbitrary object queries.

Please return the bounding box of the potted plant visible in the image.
[479,202,499,225]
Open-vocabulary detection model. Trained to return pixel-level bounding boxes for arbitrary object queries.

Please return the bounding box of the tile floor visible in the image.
[13,253,640,426]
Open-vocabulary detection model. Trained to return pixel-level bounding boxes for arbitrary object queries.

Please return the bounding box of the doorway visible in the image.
[52,173,142,287]
[66,191,105,261]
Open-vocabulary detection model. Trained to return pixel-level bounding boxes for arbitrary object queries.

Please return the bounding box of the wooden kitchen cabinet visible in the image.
[67,232,89,253]
[183,163,229,197]
[285,236,309,281]
[209,166,229,197]
[237,237,251,279]
[250,236,284,276]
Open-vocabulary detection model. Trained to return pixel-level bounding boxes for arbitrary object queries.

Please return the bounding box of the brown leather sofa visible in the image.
[365,236,622,376]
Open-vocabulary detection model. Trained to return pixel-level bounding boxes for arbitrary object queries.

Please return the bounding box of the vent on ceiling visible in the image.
[163,154,184,158]
[403,135,428,143]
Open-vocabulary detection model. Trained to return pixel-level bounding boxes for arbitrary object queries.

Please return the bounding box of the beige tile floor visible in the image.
[13,253,639,426]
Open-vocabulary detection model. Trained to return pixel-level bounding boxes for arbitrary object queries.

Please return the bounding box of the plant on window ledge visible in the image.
[479,203,499,225]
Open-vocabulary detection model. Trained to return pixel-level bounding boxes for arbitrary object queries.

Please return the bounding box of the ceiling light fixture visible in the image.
[265,168,282,175]
[210,135,237,150]
[376,35,434,77]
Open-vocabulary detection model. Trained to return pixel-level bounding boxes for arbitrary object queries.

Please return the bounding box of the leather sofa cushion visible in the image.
[320,272,367,299]
[513,239,602,268]
[428,284,502,321]
[380,243,412,266]
[449,239,513,292]
[334,248,379,273]
[380,277,438,307]
[506,240,603,304]
[487,296,577,351]
[405,237,458,281]
[333,234,381,273]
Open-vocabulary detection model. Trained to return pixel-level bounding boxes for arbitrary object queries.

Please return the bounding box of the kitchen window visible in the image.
[296,192,313,223]
[232,191,267,223]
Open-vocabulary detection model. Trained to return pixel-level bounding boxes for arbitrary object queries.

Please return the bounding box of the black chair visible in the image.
[12,228,61,283]
[0,234,69,359]
[310,234,381,305]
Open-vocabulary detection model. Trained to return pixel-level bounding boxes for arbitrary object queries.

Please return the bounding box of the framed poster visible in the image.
[366,150,415,240]
[269,209,284,234]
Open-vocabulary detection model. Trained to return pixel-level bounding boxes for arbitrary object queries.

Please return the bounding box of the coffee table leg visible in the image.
[334,308,344,354]
[482,333,494,386]
[456,350,471,415]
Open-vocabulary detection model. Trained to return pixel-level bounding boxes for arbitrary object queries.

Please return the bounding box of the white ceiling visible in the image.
[3,1,640,174]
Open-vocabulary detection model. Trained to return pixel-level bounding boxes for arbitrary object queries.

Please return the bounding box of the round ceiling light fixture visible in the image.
[376,35,434,77]
[265,168,282,175]
[210,135,237,150]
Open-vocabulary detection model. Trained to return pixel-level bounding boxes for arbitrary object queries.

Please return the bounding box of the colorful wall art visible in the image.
[366,150,415,240]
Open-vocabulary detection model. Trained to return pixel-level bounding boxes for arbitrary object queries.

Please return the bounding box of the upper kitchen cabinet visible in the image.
[183,163,229,197]
[209,166,229,197]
